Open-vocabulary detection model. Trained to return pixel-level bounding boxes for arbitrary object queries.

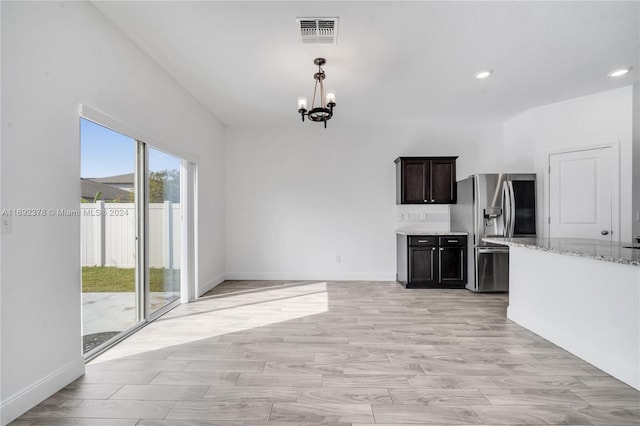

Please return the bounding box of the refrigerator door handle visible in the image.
[508,181,516,237]
[502,182,511,237]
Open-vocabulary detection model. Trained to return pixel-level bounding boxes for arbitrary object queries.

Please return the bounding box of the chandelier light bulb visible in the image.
[326,90,336,105]
[298,96,308,111]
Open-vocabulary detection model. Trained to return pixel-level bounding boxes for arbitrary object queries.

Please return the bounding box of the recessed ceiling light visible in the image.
[474,70,493,80]
[608,67,632,77]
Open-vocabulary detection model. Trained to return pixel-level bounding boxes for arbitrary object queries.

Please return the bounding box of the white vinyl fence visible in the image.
[81,201,180,268]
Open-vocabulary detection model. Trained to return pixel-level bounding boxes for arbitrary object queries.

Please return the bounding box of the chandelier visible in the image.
[297,58,336,128]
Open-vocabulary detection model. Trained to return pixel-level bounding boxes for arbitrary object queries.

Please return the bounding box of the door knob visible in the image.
[601,230,609,235]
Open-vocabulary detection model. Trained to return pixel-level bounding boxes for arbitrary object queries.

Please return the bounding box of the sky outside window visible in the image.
[81,118,179,178]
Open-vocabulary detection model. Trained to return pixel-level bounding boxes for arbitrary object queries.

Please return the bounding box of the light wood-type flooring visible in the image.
[12,280,640,425]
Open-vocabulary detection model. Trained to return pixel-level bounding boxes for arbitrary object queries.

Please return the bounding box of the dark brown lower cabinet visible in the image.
[409,246,437,284]
[397,234,467,288]
[439,246,466,283]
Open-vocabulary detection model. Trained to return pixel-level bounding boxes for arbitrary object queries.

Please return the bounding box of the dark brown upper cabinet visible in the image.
[395,157,457,204]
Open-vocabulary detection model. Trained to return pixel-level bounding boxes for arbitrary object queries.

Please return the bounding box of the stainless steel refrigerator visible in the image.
[450,174,537,292]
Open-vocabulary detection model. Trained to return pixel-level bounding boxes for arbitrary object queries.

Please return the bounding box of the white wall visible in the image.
[503,86,635,241]
[0,2,225,424]
[224,123,502,281]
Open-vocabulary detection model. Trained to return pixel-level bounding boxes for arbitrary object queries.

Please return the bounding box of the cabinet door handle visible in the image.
[431,247,435,251]
[417,240,429,243]
[439,247,443,251]
[447,239,458,243]
[431,199,435,202]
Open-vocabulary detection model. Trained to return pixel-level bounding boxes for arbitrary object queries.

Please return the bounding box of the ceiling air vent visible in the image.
[297,17,339,44]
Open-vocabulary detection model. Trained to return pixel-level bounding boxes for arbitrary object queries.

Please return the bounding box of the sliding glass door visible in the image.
[148,147,182,316]
[80,118,185,358]
[80,119,141,355]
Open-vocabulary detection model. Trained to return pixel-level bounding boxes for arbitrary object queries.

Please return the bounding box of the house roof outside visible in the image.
[90,173,134,185]
[81,178,132,202]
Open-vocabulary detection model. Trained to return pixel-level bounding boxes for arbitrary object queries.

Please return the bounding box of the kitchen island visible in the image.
[484,237,640,390]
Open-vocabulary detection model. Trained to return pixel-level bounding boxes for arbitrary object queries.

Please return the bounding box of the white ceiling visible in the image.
[93,1,639,127]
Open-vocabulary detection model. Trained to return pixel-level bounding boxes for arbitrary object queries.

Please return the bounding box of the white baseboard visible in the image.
[197,273,226,297]
[224,272,396,282]
[1,356,85,425]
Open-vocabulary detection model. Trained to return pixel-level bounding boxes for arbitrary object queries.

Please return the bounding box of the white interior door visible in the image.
[549,147,616,241]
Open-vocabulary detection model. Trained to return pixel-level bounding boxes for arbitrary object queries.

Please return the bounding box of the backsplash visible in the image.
[395,204,450,233]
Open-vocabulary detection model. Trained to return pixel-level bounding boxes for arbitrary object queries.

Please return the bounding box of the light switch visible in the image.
[1,216,13,234]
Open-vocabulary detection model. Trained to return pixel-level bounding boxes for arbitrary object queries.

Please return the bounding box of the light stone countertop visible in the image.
[396,231,468,236]
[483,237,640,267]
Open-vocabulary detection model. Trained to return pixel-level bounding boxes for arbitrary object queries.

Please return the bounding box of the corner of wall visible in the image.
[198,273,226,297]
[502,110,536,172]
[632,83,640,240]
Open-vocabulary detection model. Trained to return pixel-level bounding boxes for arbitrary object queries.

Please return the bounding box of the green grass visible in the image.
[82,266,180,293]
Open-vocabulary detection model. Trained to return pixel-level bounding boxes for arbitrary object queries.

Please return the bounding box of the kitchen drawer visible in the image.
[438,236,466,246]
[409,236,437,246]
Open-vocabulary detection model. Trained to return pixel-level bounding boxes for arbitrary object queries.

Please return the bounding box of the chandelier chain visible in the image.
[319,77,325,108]
[311,79,319,110]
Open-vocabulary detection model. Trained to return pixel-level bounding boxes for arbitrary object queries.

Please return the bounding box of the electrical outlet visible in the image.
[1,216,13,234]
[336,255,342,264]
